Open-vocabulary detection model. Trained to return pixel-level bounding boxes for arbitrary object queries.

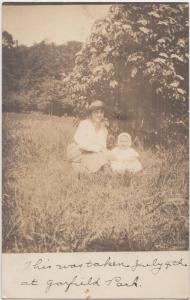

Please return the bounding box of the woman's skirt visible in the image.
[67,142,108,173]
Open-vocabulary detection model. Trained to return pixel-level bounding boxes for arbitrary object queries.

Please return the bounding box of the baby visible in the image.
[110,132,142,173]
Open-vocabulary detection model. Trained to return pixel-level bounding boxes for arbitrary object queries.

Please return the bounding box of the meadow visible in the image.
[2,112,189,253]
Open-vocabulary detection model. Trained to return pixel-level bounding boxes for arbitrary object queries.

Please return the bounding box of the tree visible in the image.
[2,33,82,113]
[66,3,189,145]
[2,31,19,109]
[2,30,15,48]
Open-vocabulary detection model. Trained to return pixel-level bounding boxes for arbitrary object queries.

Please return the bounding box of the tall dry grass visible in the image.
[2,112,189,252]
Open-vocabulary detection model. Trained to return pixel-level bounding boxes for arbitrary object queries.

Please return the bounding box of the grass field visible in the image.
[2,112,189,252]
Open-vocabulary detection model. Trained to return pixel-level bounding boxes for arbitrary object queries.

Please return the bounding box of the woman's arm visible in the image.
[106,148,117,161]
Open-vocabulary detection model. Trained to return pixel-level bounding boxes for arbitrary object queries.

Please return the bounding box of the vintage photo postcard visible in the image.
[1,2,189,299]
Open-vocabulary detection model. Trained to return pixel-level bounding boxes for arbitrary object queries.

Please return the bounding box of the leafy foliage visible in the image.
[2,32,82,114]
[66,3,188,144]
[2,3,189,146]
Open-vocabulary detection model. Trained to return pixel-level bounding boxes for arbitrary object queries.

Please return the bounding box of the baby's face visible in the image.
[118,137,131,149]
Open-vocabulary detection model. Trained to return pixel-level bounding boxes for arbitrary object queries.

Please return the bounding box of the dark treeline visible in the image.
[2,30,82,115]
[2,3,189,146]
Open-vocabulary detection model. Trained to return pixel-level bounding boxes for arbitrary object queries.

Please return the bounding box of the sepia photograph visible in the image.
[2,2,189,254]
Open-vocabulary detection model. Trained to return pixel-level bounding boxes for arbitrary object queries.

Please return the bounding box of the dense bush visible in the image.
[66,3,188,144]
[2,3,189,146]
[2,33,82,114]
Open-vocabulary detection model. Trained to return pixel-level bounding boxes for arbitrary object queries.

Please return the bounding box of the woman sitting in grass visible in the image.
[67,100,110,173]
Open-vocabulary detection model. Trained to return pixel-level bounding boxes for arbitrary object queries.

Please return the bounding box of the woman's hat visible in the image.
[89,100,104,113]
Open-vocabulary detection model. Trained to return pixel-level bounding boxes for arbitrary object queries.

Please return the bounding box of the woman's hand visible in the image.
[102,149,116,161]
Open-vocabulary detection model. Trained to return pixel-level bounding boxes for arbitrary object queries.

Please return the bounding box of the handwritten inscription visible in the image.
[24,256,187,274]
[20,256,188,294]
[21,276,140,293]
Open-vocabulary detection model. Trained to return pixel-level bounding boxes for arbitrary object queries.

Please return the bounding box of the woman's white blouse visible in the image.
[74,119,108,152]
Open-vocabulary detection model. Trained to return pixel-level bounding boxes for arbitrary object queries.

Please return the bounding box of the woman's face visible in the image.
[91,109,104,124]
